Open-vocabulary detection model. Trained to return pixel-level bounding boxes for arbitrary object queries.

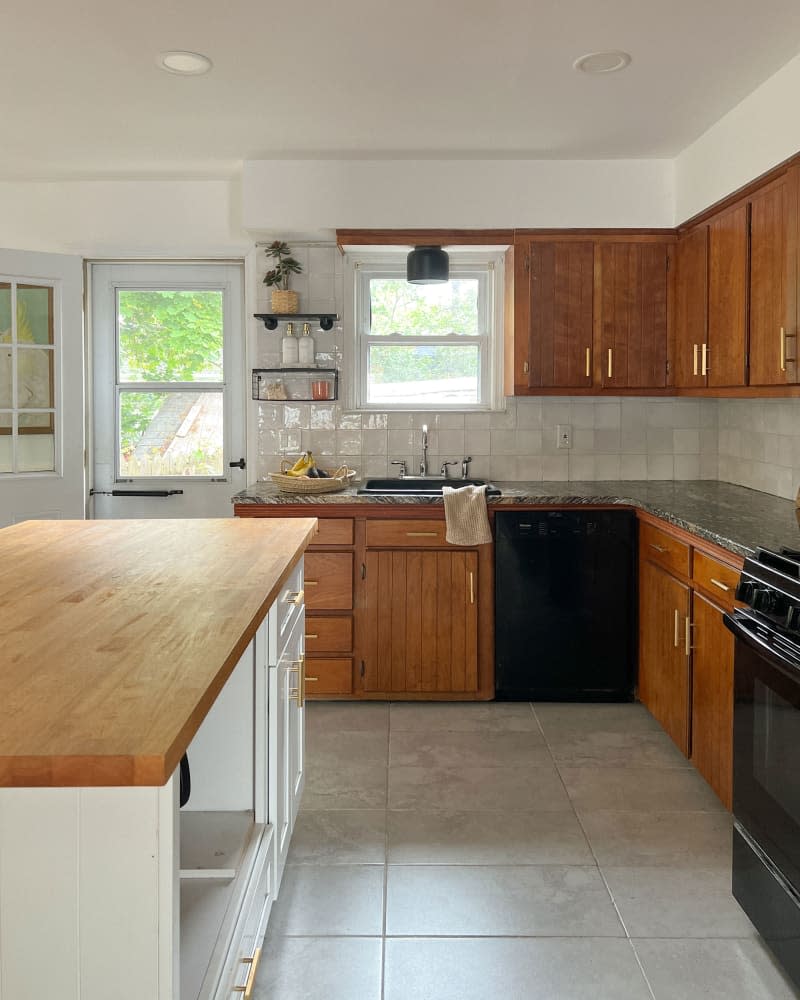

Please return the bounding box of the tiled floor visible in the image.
[254,701,800,1000]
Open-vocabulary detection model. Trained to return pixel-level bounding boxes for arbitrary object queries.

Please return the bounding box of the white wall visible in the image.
[675,51,800,223]
[0,179,249,257]
[242,158,675,233]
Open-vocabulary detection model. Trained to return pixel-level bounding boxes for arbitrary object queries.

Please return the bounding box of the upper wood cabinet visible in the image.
[508,235,672,394]
[597,242,669,389]
[513,240,593,390]
[708,201,749,387]
[674,225,709,388]
[749,168,799,386]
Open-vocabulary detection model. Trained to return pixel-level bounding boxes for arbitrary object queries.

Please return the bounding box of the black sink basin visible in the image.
[357,477,500,497]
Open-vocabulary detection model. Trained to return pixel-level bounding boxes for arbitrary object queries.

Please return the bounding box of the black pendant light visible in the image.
[407,245,449,284]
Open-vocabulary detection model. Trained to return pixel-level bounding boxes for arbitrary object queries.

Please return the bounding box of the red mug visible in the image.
[311,380,332,400]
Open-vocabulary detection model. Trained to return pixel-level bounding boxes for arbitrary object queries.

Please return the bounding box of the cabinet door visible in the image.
[523,241,594,389]
[708,202,748,386]
[638,558,691,754]
[674,225,709,388]
[363,549,478,694]
[598,242,669,389]
[690,591,734,809]
[749,170,799,386]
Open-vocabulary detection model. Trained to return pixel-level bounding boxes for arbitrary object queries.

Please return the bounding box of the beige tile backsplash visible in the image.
[718,399,800,500]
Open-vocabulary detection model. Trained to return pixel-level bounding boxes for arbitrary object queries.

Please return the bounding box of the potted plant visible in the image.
[263,241,303,314]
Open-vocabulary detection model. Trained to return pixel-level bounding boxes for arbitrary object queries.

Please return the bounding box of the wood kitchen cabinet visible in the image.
[638,555,691,754]
[513,239,594,390]
[748,168,799,386]
[597,242,670,390]
[707,201,749,387]
[362,548,479,694]
[674,224,709,388]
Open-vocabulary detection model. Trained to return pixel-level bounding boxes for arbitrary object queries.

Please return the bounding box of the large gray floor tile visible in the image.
[390,701,539,732]
[388,764,572,811]
[534,702,662,736]
[305,701,389,733]
[548,729,692,768]
[306,729,388,767]
[389,729,548,768]
[604,866,756,937]
[560,765,724,812]
[386,864,624,937]
[580,810,732,868]
[289,810,386,865]
[384,937,653,1000]
[633,937,800,1000]
[387,808,595,865]
[254,937,382,1000]
[302,762,387,809]
[268,865,384,936]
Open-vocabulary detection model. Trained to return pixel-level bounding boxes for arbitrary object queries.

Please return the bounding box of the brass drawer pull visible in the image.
[710,578,731,592]
[284,590,304,605]
[234,947,261,998]
[649,543,667,554]
[305,580,319,586]
[469,571,475,605]
[406,531,438,537]
[305,633,319,639]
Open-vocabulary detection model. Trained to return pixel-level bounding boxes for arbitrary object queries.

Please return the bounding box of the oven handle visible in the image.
[724,611,800,679]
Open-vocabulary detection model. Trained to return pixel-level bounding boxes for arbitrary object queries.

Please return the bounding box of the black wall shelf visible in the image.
[252,367,339,402]
[254,313,339,331]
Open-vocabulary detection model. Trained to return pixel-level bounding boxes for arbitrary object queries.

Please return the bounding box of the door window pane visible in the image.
[18,413,54,472]
[0,345,10,407]
[118,290,223,382]
[17,347,53,408]
[367,344,480,405]
[119,391,223,477]
[17,285,54,344]
[369,278,479,336]
[0,283,10,343]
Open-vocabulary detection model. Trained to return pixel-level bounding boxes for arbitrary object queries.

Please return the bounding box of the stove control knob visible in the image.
[752,588,777,613]
[735,579,756,604]
[786,605,800,631]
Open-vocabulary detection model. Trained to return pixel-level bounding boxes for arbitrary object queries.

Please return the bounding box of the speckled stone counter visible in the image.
[232,480,800,560]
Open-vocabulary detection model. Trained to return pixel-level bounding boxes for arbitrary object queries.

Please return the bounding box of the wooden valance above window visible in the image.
[336,229,514,251]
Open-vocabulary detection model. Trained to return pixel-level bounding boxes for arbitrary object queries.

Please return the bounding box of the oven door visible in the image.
[727,610,800,890]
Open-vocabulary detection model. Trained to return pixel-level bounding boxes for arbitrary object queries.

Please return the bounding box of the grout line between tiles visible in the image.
[381,701,390,1000]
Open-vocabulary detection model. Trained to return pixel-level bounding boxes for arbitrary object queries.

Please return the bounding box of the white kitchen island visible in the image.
[0,517,316,1000]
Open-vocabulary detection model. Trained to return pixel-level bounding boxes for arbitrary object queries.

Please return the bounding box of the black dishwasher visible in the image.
[495,510,636,700]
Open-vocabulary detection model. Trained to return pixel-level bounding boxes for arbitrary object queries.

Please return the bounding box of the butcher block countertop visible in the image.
[0,517,316,788]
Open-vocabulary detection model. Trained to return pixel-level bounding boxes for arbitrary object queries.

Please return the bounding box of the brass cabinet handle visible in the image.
[285,589,304,605]
[585,347,591,378]
[649,543,667,554]
[701,343,709,376]
[305,580,319,586]
[781,327,787,372]
[607,348,613,379]
[523,360,529,374]
[710,578,731,593]
[674,609,680,648]
[305,633,319,639]
[693,344,699,377]
[685,617,695,656]
[469,571,475,605]
[406,531,438,537]
[234,947,261,998]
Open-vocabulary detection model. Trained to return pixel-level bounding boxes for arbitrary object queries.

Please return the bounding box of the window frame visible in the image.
[113,281,230,482]
[349,251,505,412]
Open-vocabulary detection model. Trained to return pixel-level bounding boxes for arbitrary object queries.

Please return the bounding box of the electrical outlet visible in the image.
[556,424,572,449]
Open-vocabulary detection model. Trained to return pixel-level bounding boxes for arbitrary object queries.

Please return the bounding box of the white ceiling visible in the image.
[3,0,800,180]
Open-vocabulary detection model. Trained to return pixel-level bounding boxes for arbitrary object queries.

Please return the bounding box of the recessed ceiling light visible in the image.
[158,51,213,75]
[573,51,631,74]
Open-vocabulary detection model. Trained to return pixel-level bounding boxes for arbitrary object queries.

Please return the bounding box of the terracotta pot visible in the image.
[271,289,299,314]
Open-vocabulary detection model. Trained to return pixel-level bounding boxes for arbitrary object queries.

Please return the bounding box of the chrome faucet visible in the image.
[419,424,428,477]
[390,460,407,478]
[440,461,458,479]
[461,456,472,479]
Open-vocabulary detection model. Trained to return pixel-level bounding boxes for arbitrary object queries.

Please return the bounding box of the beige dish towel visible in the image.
[442,484,493,545]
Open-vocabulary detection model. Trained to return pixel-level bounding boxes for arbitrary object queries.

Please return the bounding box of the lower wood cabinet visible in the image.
[690,591,734,809]
[638,556,691,754]
[362,548,479,694]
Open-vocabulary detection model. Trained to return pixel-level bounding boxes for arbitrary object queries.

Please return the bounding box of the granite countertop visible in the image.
[232,479,800,560]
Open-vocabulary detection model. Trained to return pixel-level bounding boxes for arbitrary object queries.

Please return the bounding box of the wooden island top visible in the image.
[0,517,316,788]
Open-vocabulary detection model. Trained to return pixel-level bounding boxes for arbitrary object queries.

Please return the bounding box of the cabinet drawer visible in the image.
[304,616,353,653]
[304,552,353,610]
[220,834,273,998]
[640,522,690,579]
[366,519,448,548]
[270,559,304,664]
[305,657,353,695]
[311,518,354,547]
[692,550,740,610]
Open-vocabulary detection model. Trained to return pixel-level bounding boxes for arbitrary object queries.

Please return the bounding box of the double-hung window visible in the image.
[353,254,502,410]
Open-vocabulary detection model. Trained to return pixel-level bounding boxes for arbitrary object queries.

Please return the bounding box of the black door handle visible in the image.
[229,458,246,469]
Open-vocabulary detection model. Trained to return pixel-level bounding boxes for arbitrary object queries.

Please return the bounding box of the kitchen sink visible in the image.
[357,477,501,496]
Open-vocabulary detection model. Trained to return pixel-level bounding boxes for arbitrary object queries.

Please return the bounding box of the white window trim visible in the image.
[345,250,505,411]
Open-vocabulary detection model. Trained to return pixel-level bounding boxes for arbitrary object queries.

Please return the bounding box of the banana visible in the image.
[289,452,310,473]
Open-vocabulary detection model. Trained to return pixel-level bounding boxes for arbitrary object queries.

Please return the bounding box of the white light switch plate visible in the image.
[556,424,572,449]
